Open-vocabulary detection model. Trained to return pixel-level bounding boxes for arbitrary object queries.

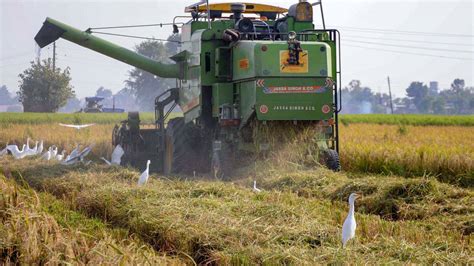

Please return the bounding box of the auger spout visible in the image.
[34,17,182,79]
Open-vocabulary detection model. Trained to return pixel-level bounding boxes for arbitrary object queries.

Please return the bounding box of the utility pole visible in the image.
[52,42,56,71]
[387,76,394,114]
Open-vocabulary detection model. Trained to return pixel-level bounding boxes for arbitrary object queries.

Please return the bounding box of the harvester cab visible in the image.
[34,1,341,176]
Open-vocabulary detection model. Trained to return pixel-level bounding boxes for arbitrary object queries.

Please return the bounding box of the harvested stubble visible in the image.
[0,173,181,265]
[339,123,474,187]
[2,158,472,264]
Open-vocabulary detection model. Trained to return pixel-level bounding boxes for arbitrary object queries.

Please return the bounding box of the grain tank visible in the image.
[34,1,342,176]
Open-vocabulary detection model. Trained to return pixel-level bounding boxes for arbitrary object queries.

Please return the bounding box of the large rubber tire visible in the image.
[322,149,341,172]
[164,117,202,174]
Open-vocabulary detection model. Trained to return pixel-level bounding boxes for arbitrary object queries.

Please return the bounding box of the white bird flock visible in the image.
[342,192,360,248]
[0,138,154,185]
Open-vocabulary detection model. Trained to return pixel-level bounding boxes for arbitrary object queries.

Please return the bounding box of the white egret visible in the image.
[62,144,93,165]
[253,180,262,193]
[137,160,151,186]
[101,144,124,165]
[41,147,52,161]
[51,146,58,159]
[36,140,44,155]
[342,193,360,248]
[8,144,27,159]
[24,138,34,156]
[59,123,95,130]
[56,150,66,161]
[67,144,81,161]
[29,141,39,156]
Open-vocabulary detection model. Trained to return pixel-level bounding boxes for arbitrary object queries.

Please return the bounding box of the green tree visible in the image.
[406,81,430,113]
[0,85,13,105]
[95,86,113,98]
[125,39,175,111]
[17,59,74,112]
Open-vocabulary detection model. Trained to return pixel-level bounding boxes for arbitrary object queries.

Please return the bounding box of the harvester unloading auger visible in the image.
[34,1,342,177]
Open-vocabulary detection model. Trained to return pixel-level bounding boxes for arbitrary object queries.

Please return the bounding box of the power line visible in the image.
[90,31,182,43]
[343,44,474,61]
[344,39,474,54]
[332,25,474,38]
[343,34,473,47]
[87,22,180,31]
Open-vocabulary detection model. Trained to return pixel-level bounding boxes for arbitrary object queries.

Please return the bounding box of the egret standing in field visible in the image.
[36,140,44,155]
[137,160,151,186]
[101,144,124,166]
[342,193,360,248]
[253,180,262,193]
[41,146,52,161]
[8,144,27,159]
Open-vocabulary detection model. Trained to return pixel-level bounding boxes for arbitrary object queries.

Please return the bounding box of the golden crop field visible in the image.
[0,113,473,264]
[339,124,474,187]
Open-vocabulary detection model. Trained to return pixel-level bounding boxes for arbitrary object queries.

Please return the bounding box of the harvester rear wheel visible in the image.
[163,117,201,174]
[322,149,341,172]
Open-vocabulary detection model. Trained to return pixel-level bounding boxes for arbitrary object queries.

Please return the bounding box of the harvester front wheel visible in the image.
[163,117,201,174]
[322,149,341,172]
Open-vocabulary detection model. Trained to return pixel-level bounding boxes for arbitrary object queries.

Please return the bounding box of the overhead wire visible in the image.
[343,39,474,54]
[342,44,474,61]
[342,34,473,47]
[90,31,182,43]
[332,25,474,38]
[87,22,181,31]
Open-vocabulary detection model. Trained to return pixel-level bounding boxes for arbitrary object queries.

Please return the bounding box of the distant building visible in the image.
[429,81,439,95]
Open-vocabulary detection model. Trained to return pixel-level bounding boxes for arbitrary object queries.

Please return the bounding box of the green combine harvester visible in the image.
[34,1,341,176]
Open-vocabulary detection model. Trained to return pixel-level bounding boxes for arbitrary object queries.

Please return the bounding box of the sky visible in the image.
[1,0,473,99]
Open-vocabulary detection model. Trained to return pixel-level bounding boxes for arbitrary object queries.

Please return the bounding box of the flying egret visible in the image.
[101,144,124,165]
[253,180,262,193]
[8,144,27,159]
[41,147,52,161]
[36,140,44,155]
[67,144,81,161]
[137,160,151,186]
[62,144,93,165]
[59,123,95,130]
[342,193,360,248]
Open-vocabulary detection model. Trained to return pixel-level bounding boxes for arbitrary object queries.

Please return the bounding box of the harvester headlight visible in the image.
[288,31,297,40]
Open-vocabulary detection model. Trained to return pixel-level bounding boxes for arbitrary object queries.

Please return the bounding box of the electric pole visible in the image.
[387,76,394,114]
[52,42,56,71]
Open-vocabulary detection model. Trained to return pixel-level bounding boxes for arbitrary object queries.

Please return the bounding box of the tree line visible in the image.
[341,79,473,115]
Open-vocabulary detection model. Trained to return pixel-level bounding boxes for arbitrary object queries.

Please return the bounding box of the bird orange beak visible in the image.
[355,193,362,199]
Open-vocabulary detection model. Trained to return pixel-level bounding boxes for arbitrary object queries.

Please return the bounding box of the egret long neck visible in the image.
[349,201,355,216]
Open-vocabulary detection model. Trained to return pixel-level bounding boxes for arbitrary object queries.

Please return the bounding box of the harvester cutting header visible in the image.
[34,1,342,176]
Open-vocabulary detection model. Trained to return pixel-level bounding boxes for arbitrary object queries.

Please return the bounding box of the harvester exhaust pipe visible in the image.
[34,17,183,79]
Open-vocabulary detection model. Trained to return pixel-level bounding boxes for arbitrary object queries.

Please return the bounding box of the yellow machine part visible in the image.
[186,2,288,14]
